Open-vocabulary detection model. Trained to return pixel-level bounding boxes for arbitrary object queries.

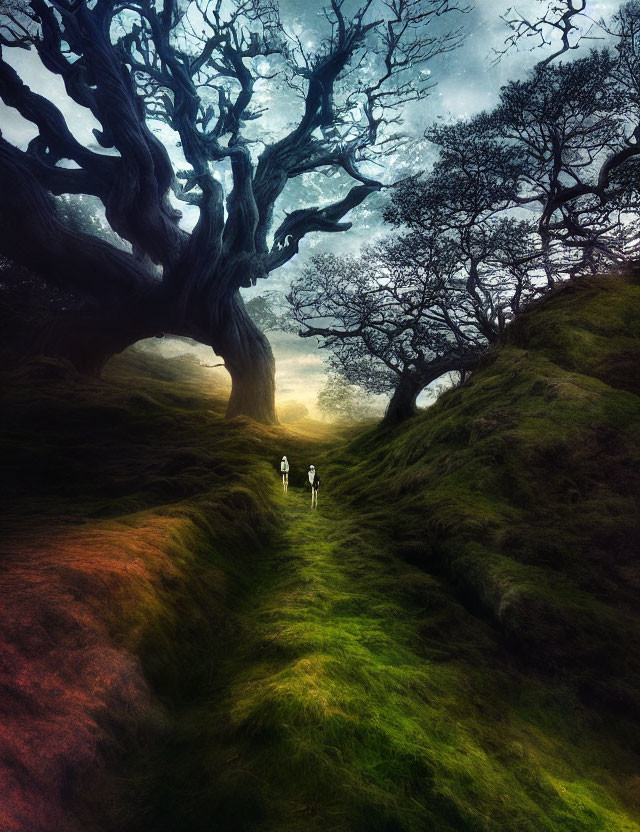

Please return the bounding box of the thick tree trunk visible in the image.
[213,292,277,424]
[383,355,482,426]
[2,261,279,423]
[382,373,424,425]
[34,305,160,376]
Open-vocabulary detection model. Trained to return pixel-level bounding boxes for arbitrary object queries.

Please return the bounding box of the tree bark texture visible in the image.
[382,354,482,426]
[212,293,277,423]
[383,374,424,425]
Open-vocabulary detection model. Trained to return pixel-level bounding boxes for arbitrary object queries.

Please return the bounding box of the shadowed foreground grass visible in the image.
[1,273,639,831]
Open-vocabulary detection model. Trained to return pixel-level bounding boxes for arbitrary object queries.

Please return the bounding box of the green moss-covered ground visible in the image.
[329,273,640,693]
[1,272,639,831]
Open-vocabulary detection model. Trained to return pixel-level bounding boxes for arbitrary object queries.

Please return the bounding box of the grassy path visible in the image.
[130,470,639,832]
[200,481,467,832]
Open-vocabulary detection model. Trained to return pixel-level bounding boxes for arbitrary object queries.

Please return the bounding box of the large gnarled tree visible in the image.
[0,0,466,421]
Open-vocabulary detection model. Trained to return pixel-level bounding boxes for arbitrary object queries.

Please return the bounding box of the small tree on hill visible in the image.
[289,236,497,423]
[290,2,640,426]
[290,124,544,424]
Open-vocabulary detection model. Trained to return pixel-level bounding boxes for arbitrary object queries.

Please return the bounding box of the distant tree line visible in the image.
[288,1,640,423]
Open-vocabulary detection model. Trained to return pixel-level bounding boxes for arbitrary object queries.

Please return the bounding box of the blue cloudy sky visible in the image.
[0,0,622,415]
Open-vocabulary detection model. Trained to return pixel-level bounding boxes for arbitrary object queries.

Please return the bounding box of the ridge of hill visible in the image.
[328,273,640,707]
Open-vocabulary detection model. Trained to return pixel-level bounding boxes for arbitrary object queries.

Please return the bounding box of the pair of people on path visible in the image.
[279,456,320,508]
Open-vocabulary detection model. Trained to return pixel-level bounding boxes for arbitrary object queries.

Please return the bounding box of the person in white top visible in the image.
[308,465,320,508]
[280,456,290,492]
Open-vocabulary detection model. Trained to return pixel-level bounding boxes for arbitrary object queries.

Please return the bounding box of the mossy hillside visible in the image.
[0,351,336,832]
[508,273,640,394]
[1,348,331,521]
[327,273,640,702]
[0,347,338,697]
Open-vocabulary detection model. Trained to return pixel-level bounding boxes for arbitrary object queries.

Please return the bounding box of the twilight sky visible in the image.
[0,0,622,416]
